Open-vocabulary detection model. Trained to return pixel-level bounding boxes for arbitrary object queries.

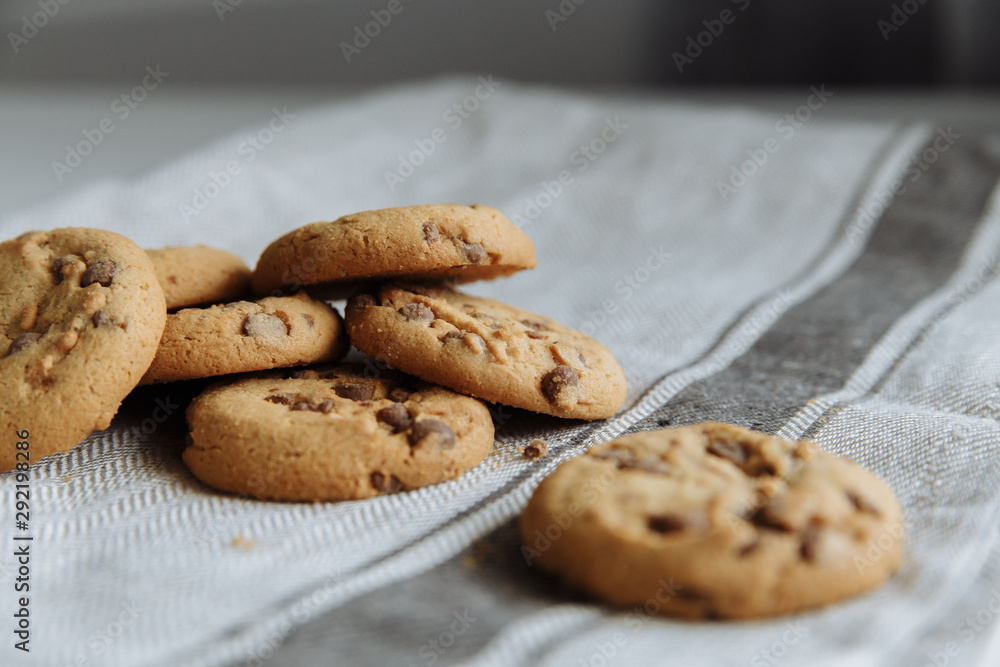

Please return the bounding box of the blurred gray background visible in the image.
[1,0,999,86]
[1,0,999,216]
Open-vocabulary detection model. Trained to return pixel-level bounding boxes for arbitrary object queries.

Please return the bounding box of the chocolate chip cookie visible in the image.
[520,423,904,619]
[146,245,252,310]
[141,291,346,384]
[251,204,536,296]
[183,364,495,500]
[1,228,166,472]
[345,284,627,420]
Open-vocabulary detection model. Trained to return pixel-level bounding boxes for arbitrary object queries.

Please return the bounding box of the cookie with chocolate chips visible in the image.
[183,364,495,500]
[250,204,536,296]
[344,284,626,420]
[520,422,904,619]
[141,291,346,384]
[0,227,166,472]
[146,245,252,310]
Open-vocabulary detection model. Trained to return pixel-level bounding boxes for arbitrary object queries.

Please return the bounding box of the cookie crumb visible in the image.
[523,439,548,460]
[230,535,256,551]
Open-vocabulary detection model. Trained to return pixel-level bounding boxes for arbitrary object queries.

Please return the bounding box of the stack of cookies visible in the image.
[1,204,627,502]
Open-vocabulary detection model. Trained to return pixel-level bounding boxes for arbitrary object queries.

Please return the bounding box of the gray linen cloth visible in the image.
[1,79,999,667]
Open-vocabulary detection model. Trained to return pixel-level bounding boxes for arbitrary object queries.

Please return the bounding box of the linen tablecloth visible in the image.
[2,79,1000,667]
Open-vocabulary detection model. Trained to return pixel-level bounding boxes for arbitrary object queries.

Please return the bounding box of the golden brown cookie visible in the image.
[251,204,536,296]
[520,423,904,619]
[345,284,627,420]
[141,291,346,384]
[183,364,495,500]
[146,245,252,310]
[1,228,166,472]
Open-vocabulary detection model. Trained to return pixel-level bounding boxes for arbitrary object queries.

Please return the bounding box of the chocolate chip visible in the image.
[388,388,411,403]
[647,513,692,534]
[592,448,637,469]
[800,526,821,562]
[706,438,747,467]
[472,312,500,330]
[398,303,434,324]
[423,222,440,243]
[242,313,288,337]
[523,439,548,460]
[7,333,41,356]
[521,319,548,332]
[407,419,456,448]
[302,313,314,328]
[92,311,113,327]
[540,365,579,403]
[737,539,760,557]
[525,331,545,340]
[264,392,296,405]
[333,382,375,402]
[443,330,486,353]
[81,260,116,287]
[350,293,377,309]
[51,257,72,282]
[846,490,881,516]
[377,403,413,433]
[371,472,403,493]
[749,505,794,533]
[459,240,488,264]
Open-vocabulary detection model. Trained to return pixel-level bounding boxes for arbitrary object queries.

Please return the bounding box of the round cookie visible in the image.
[141,291,346,384]
[345,284,627,420]
[184,364,495,500]
[1,228,166,472]
[251,204,536,296]
[520,423,904,619]
[146,245,252,310]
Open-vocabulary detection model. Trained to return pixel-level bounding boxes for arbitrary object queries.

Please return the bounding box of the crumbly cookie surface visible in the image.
[520,423,904,619]
[184,364,495,500]
[345,284,627,420]
[0,228,166,471]
[141,291,346,384]
[146,245,251,310]
[251,204,536,295]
